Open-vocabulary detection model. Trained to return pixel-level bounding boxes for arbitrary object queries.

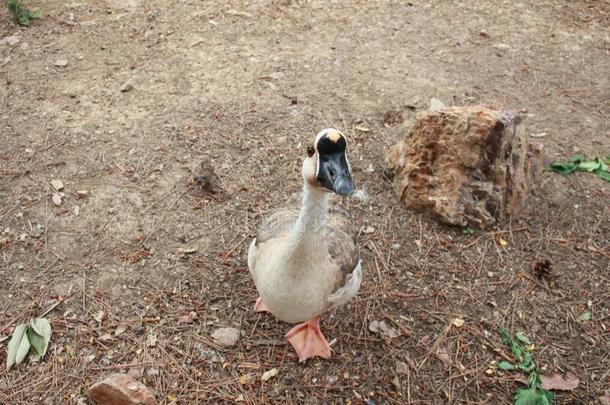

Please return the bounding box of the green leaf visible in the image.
[462,227,475,235]
[596,169,610,182]
[597,158,609,172]
[579,311,591,321]
[514,388,541,405]
[500,328,512,344]
[26,327,44,357]
[576,161,601,172]
[18,14,30,25]
[528,371,542,388]
[511,342,523,360]
[14,328,30,366]
[6,324,28,370]
[515,331,531,345]
[541,389,555,404]
[30,318,52,341]
[548,162,576,175]
[498,360,516,370]
[568,154,586,163]
[27,319,51,357]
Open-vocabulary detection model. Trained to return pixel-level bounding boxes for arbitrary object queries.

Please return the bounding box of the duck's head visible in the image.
[302,128,354,196]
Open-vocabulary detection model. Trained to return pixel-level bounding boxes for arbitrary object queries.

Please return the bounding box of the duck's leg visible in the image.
[254,297,270,313]
[285,316,331,362]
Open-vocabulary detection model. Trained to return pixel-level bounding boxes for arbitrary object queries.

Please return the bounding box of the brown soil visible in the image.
[1,1,608,404]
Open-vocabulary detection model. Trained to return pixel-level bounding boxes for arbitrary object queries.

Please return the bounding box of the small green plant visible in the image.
[548,154,610,182]
[498,329,555,405]
[5,0,42,26]
[462,227,475,235]
[6,318,52,370]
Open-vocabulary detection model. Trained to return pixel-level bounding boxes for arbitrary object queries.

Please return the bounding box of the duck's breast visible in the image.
[253,239,338,323]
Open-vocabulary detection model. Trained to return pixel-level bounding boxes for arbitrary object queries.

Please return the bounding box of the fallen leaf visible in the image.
[211,327,240,347]
[541,372,579,391]
[368,320,379,333]
[362,226,375,234]
[52,193,62,206]
[391,375,401,390]
[452,318,465,328]
[239,374,249,385]
[146,333,158,347]
[114,323,128,336]
[436,348,451,368]
[93,311,104,324]
[378,321,399,338]
[51,179,64,190]
[98,333,113,342]
[499,238,508,247]
[177,315,193,324]
[261,368,278,382]
[579,311,591,321]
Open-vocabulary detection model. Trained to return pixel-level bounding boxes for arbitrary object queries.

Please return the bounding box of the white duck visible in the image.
[248,128,362,362]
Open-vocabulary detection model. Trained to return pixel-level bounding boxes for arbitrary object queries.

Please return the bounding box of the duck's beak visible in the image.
[317,152,354,196]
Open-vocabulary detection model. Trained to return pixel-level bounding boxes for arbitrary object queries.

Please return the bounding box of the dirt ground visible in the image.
[1,0,609,404]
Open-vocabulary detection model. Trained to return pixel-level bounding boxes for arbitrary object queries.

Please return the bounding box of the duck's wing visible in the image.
[256,207,300,245]
[326,206,362,308]
[248,206,300,276]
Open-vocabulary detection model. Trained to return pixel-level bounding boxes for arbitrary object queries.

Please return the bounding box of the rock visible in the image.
[386,106,543,229]
[429,98,445,111]
[120,82,134,92]
[52,193,63,206]
[211,327,240,347]
[368,320,399,338]
[88,373,157,405]
[452,318,465,328]
[51,179,65,190]
[54,59,68,67]
[396,361,409,374]
[1,35,21,46]
[261,368,278,382]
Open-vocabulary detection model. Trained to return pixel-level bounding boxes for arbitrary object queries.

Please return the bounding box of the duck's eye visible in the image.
[307,146,315,157]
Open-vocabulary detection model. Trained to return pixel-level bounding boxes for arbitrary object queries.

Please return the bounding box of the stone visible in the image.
[429,98,445,111]
[88,373,157,405]
[1,35,21,46]
[51,179,64,190]
[120,82,134,92]
[396,361,409,374]
[386,106,543,229]
[211,327,240,347]
[261,368,278,382]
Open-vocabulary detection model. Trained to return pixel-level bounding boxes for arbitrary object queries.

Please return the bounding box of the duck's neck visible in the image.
[293,183,329,246]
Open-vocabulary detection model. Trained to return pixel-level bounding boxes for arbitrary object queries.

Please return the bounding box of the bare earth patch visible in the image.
[1,0,608,404]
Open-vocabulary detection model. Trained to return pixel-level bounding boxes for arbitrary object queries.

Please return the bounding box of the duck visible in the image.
[248,128,362,362]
